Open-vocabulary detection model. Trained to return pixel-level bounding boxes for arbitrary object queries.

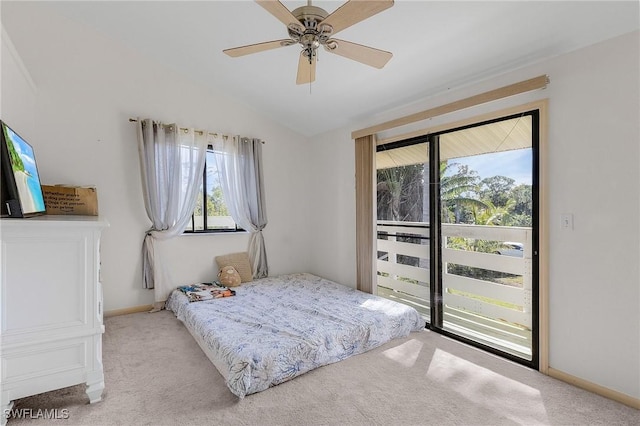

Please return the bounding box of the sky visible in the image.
[451,148,532,186]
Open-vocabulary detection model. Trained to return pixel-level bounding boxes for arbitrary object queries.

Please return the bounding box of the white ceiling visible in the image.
[16,1,640,137]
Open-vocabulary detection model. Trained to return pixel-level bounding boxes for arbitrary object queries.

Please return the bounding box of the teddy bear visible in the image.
[218,265,241,287]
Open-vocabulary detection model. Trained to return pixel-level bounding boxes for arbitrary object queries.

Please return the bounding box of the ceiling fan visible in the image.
[223,0,394,85]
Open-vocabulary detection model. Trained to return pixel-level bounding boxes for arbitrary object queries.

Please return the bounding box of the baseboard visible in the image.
[104,305,154,317]
[547,367,640,409]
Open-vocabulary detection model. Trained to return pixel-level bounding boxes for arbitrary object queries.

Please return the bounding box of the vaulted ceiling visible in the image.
[5,1,639,137]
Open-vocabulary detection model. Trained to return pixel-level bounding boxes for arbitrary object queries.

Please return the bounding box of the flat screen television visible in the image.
[1,120,46,217]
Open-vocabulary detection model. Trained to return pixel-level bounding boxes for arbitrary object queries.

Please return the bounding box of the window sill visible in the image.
[181,230,248,236]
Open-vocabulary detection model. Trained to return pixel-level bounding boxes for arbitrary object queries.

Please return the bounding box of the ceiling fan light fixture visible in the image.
[302,47,316,64]
[225,0,395,84]
[301,34,321,49]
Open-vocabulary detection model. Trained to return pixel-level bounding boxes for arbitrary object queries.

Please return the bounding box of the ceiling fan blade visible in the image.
[319,0,394,36]
[223,39,293,57]
[255,0,299,27]
[296,52,316,85]
[325,39,392,69]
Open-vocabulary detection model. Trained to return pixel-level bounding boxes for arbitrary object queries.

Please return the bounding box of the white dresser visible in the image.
[0,216,108,424]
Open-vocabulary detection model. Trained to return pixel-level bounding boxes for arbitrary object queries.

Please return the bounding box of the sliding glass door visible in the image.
[376,139,431,319]
[376,111,539,368]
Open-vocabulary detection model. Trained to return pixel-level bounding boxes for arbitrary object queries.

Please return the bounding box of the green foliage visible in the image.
[440,162,489,223]
[193,186,229,217]
[510,185,532,217]
[479,176,515,207]
[440,162,532,227]
[471,199,516,226]
[208,186,229,216]
[510,213,532,227]
[194,194,202,216]
[377,164,424,222]
[377,158,533,227]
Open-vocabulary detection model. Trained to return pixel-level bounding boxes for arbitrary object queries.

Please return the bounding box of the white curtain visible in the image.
[213,136,268,278]
[136,118,207,304]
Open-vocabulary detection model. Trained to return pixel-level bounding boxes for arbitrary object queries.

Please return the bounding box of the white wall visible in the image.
[306,127,357,287]
[309,31,640,399]
[1,3,313,312]
[0,28,36,139]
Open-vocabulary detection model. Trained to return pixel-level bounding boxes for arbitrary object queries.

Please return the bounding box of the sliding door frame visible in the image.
[372,99,549,372]
[429,136,443,329]
[428,109,540,369]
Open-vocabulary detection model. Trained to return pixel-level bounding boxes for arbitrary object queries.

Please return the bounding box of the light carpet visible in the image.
[8,310,638,425]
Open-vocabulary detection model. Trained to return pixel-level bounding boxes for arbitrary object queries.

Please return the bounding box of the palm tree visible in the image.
[377,164,424,222]
[378,161,489,224]
[472,199,516,226]
[440,162,488,223]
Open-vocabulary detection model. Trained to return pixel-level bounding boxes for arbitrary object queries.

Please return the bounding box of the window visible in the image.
[184,146,239,233]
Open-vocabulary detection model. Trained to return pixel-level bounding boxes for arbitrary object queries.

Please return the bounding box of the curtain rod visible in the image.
[351,75,549,139]
[128,118,265,143]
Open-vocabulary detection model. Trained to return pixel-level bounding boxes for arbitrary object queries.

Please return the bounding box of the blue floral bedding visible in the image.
[166,273,424,398]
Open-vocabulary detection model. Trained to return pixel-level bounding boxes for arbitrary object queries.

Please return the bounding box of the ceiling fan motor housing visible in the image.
[289,5,334,55]
[292,5,328,28]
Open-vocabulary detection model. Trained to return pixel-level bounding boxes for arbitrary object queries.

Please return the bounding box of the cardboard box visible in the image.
[41,185,99,216]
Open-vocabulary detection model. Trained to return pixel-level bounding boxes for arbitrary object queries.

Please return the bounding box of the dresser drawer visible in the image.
[2,338,88,383]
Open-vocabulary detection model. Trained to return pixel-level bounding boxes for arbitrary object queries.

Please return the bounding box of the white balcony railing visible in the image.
[377,221,430,300]
[376,221,533,358]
